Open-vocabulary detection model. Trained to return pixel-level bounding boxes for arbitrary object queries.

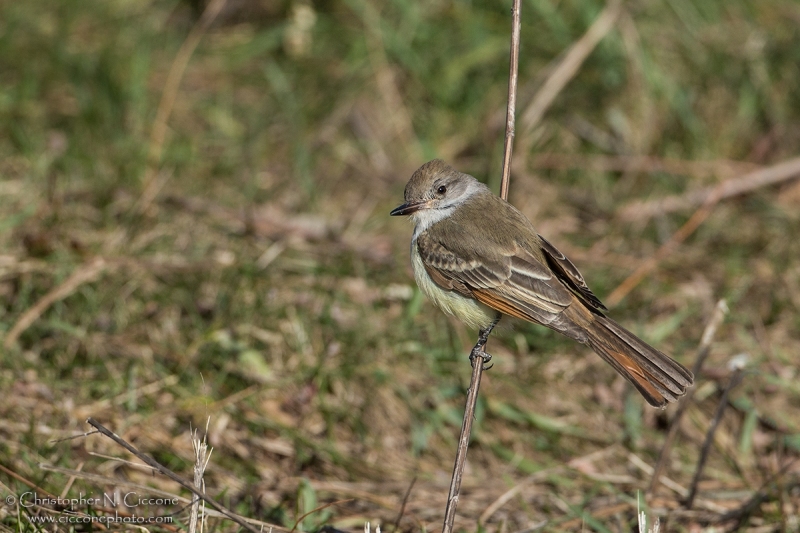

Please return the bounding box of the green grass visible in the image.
[1,0,800,531]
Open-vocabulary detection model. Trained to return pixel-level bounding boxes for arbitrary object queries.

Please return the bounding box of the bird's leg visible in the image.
[469,314,501,370]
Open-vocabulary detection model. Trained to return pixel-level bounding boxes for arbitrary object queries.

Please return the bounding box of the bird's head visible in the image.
[390,160,487,223]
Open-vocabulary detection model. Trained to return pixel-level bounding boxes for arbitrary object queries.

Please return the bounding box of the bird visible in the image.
[390,159,693,408]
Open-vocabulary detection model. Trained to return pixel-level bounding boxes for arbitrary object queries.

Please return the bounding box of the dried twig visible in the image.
[137,0,229,214]
[517,0,622,156]
[440,2,520,533]
[392,477,416,532]
[4,257,108,349]
[289,500,353,533]
[499,0,522,201]
[39,462,273,528]
[15,460,180,532]
[189,420,212,533]
[0,462,57,499]
[717,466,800,530]
[85,418,263,533]
[605,189,721,307]
[684,354,749,509]
[620,155,800,221]
[628,454,728,514]
[648,299,728,495]
[441,348,491,533]
[530,153,760,180]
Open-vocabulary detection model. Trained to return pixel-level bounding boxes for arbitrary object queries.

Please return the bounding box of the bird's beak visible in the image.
[390,200,429,216]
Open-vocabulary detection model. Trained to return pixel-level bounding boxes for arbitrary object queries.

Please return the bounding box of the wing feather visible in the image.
[416,231,577,333]
[538,235,606,311]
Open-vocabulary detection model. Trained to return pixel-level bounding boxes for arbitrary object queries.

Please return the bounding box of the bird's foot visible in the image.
[469,317,499,370]
[469,346,493,370]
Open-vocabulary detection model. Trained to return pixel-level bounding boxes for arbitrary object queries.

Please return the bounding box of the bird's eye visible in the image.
[437,185,447,194]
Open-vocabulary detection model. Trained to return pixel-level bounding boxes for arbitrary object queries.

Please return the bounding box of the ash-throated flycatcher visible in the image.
[390,159,693,408]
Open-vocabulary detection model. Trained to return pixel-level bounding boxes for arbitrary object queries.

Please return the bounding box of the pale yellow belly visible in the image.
[411,242,497,330]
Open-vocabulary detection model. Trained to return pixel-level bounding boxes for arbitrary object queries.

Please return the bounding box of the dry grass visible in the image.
[1,0,800,531]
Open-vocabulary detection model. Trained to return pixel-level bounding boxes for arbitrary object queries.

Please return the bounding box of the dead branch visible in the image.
[137,0,229,215]
[441,2,520,532]
[605,190,720,307]
[684,355,748,509]
[85,417,267,533]
[499,0,522,201]
[517,0,622,158]
[648,299,728,495]
[530,153,760,180]
[620,155,800,221]
[4,257,108,349]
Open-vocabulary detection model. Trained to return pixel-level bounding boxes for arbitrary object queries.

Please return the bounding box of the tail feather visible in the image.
[585,315,694,408]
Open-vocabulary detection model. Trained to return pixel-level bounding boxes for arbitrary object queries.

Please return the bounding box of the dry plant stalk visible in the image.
[442,1,627,529]
[516,0,622,158]
[392,477,416,531]
[620,155,800,221]
[3,257,108,349]
[137,0,229,214]
[189,421,213,533]
[685,354,749,509]
[608,156,800,306]
[85,418,263,533]
[648,299,728,495]
[605,190,721,307]
[440,2,520,533]
[4,0,231,350]
[498,0,522,201]
[530,153,760,180]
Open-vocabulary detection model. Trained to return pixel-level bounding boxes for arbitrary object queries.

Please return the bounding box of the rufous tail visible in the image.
[585,316,694,408]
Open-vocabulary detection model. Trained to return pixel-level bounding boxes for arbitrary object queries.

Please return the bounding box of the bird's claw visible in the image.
[470,316,499,370]
[469,348,493,370]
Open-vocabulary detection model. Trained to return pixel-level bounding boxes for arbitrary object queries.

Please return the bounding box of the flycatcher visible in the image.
[390,159,693,408]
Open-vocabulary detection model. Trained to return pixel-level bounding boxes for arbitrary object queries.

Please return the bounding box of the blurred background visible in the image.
[1,0,799,530]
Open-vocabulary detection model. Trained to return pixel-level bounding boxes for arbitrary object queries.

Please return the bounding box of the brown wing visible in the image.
[413,195,692,408]
[416,232,588,341]
[538,235,607,312]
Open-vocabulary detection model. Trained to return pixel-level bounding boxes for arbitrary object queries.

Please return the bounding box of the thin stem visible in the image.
[685,364,744,509]
[441,318,499,533]
[648,299,728,495]
[86,418,262,533]
[138,0,228,214]
[441,344,488,533]
[441,0,520,529]
[499,0,522,202]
